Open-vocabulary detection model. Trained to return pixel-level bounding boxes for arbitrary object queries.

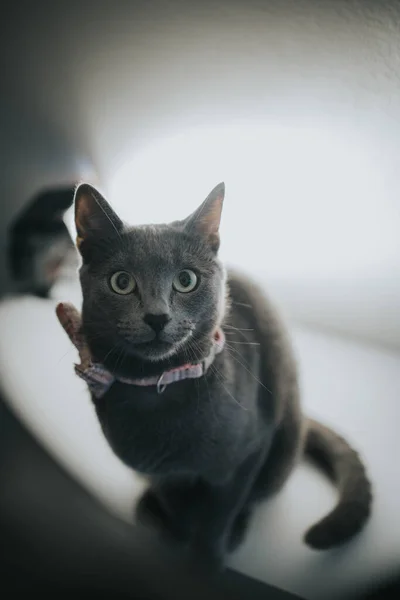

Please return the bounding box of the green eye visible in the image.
[173,269,198,293]
[110,271,136,295]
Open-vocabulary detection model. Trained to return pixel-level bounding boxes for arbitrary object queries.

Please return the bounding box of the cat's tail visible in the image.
[303,417,372,550]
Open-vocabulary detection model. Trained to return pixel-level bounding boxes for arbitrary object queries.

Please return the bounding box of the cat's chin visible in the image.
[130,340,176,362]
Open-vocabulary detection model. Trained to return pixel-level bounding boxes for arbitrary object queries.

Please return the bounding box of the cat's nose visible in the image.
[144,313,171,334]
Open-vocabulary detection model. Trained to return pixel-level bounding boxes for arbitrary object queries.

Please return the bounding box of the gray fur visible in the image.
[73,182,372,567]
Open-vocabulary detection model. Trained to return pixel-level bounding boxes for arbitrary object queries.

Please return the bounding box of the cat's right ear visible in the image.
[74,183,123,255]
[182,182,225,252]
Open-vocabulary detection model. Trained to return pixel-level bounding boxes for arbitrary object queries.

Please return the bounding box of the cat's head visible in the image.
[74,182,227,374]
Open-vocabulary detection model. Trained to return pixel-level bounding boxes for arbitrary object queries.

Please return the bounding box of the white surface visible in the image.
[0,290,399,600]
[4,1,400,350]
[11,0,398,354]
[102,121,400,352]
[74,1,400,351]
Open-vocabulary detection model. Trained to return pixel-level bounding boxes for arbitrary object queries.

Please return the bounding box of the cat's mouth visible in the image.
[123,330,193,362]
[136,338,173,351]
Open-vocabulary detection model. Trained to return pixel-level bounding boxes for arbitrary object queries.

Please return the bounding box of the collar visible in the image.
[56,302,225,400]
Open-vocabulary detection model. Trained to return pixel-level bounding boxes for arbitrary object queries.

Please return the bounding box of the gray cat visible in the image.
[69,181,372,568]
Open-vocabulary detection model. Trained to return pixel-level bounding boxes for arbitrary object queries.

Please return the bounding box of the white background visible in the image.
[97,120,400,351]
[2,2,400,350]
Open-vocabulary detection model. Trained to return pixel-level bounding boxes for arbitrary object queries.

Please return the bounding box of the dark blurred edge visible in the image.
[352,572,400,600]
[1,388,399,600]
[0,391,303,600]
[7,186,75,298]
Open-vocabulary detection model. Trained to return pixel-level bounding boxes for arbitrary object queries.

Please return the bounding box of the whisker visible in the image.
[232,301,252,309]
[102,343,121,364]
[111,347,126,378]
[223,323,253,341]
[189,338,248,411]
[224,325,254,332]
[184,340,198,365]
[190,338,221,422]
[55,345,78,365]
[189,337,248,412]
[209,363,248,412]
[224,341,253,368]
[225,341,260,346]
[224,345,272,395]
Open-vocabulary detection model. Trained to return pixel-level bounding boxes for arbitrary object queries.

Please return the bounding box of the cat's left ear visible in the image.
[74,183,123,253]
[184,182,225,252]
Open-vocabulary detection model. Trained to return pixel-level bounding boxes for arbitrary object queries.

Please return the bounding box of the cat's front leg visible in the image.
[193,449,267,569]
[136,477,202,546]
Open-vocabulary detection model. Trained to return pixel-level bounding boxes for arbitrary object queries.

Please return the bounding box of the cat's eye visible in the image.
[173,269,198,293]
[110,271,136,295]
